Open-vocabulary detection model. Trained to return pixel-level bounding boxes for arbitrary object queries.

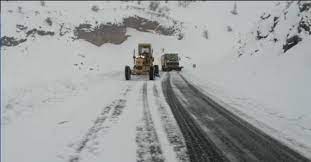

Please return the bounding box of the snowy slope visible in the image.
[1,1,274,124]
[1,1,311,161]
[182,1,311,157]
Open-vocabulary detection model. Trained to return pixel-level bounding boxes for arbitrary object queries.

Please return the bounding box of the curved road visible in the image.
[162,72,310,162]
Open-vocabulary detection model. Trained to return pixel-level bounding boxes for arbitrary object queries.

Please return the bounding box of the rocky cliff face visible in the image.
[236,1,311,57]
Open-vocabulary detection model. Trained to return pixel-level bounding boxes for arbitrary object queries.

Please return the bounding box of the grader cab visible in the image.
[125,43,159,80]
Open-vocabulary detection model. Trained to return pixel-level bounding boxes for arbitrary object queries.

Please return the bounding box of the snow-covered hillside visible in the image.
[1,1,311,161]
[1,1,274,124]
[183,1,311,157]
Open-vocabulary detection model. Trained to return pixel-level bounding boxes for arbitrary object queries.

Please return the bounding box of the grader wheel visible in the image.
[125,65,131,80]
[154,65,159,77]
[149,66,154,80]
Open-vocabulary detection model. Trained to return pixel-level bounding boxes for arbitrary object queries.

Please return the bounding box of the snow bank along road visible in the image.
[162,72,310,162]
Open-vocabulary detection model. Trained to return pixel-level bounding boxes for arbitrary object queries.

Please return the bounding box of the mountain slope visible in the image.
[183,1,311,157]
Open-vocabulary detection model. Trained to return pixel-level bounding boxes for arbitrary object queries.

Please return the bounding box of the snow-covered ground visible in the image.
[181,1,311,158]
[1,1,311,161]
[1,31,189,162]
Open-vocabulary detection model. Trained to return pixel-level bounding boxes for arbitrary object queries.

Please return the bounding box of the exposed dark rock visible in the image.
[1,27,53,47]
[270,16,279,32]
[177,33,184,40]
[202,30,208,39]
[149,2,160,11]
[260,13,271,20]
[1,36,27,47]
[227,25,233,32]
[178,1,191,8]
[74,16,179,46]
[123,16,176,36]
[273,38,278,42]
[299,2,311,12]
[18,6,23,14]
[283,35,302,53]
[26,29,55,37]
[40,1,45,7]
[123,16,158,32]
[16,24,27,31]
[91,5,99,12]
[77,23,92,29]
[74,23,129,46]
[298,17,311,34]
[230,2,238,15]
[37,30,54,36]
[45,17,52,26]
[256,30,268,40]
[59,23,71,36]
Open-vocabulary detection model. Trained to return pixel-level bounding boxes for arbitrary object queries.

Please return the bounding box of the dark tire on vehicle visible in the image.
[149,66,154,80]
[162,66,165,72]
[154,65,159,77]
[125,65,131,80]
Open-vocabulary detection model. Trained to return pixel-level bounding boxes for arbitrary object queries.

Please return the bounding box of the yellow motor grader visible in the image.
[125,43,159,80]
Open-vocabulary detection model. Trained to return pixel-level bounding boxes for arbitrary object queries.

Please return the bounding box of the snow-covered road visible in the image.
[2,70,311,162]
[1,71,188,162]
[162,72,310,162]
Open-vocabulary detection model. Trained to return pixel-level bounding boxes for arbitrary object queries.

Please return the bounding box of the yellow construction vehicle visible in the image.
[125,43,159,80]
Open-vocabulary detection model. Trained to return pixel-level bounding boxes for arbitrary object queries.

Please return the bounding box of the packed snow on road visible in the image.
[1,1,311,162]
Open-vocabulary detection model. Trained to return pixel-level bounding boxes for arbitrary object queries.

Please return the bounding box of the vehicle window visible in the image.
[141,47,149,53]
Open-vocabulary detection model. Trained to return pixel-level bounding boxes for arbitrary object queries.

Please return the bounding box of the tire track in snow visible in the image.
[152,83,190,162]
[162,73,228,162]
[136,82,165,162]
[164,72,310,162]
[67,85,131,162]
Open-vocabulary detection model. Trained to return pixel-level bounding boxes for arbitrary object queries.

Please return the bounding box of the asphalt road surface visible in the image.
[162,72,310,162]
